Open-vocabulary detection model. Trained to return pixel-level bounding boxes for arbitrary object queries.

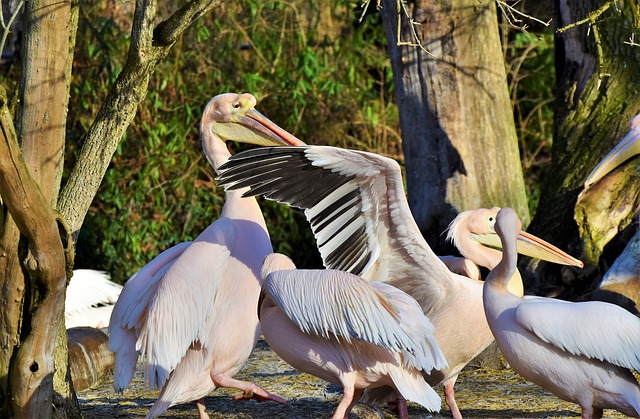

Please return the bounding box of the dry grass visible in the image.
[78,339,627,418]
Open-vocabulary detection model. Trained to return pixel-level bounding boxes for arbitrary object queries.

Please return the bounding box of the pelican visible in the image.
[583,114,640,313]
[584,114,640,189]
[260,253,447,419]
[108,93,305,419]
[65,269,122,329]
[442,206,585,296]
[484,207,640,418]
[216,145,582,418]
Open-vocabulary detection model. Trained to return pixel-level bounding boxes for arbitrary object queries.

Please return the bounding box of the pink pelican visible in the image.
[583,114,640,312]
[584,114,640,189]
[260,253,447,419]
[216,145,582,418]
[108,93,305,419]
[442,206,584,296]
[65,269,122,329]
[484,207,640,418]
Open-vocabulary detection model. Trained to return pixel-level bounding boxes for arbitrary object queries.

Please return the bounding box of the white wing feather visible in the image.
[135,217,236,389]
[217,146,453,313]
[109,241,191,391]
[515,297,640,370]
[370,281,448,373]
[265,268,426,356]
[65,269,122,316]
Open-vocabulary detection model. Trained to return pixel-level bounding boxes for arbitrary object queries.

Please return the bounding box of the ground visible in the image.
[78,339,626,418]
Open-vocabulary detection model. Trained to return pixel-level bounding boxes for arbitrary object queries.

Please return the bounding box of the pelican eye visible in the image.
[232,101,241,109]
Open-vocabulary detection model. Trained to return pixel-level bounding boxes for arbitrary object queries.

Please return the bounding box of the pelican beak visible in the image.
[470,231,584,268]
[234,108,306,147]
[584,116,640,188]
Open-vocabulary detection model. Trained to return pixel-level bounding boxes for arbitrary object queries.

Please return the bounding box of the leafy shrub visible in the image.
[70,0,398,283]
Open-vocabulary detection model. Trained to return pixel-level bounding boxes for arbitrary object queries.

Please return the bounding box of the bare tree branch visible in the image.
[57,0,221,239]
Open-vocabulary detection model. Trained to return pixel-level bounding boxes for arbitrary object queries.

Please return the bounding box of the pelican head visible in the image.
[202,92,305,148]
[584,114,640,189]
[448,207,584,268]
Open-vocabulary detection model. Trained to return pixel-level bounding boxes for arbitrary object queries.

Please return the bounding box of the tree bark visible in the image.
[378,0,530,254]
[525,0,640,297]
[0,84,69,418]
[0,0,221,417]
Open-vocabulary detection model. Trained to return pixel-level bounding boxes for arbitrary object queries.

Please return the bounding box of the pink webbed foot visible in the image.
[231,387,287,404]
[211,373,287,404]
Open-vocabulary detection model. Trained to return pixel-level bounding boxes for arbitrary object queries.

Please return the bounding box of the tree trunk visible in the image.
[0,0,221,417]
[0,0,79,414]
[378,0,530,254]
[525,0,640,297]
[0,84,71,418]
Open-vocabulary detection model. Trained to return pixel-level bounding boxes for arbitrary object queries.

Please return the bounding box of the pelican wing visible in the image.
[264,268,424,354]
[370,281,448,372]
[133,217,237,389]
[218,146,453,308]
[66,269,122,316]
[515,297,640,371]
[109,241,191,391]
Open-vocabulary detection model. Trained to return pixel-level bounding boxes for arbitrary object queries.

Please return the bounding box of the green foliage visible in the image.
[69,0,397,283]
[67,1,555,283]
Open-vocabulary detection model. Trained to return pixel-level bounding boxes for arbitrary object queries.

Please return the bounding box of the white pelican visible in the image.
[584,114,640,189]
[65,269,122,329]
[484,207,640,418]
[260,253,447,419]
[583,114,640,313]
[216,145,582,418]
[108,93,305,419]
[442,206,584,296]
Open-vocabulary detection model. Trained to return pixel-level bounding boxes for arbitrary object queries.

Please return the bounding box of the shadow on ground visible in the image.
[78,339,624,418]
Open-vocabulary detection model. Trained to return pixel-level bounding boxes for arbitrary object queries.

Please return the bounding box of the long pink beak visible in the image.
[471,230,584,268]
[242,108,306,146]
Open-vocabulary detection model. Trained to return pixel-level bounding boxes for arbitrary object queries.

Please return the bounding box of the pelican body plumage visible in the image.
[108,93,304,418]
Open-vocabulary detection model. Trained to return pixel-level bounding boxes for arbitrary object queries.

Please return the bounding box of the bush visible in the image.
[69,0,398,283]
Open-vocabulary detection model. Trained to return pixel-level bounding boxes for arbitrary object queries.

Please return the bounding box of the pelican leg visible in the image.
[210,373,287,404]
[581,406,603,419]
[332,386,364,419]
[396,393,409,419]
[443,376,462,419]
[195,398,209,419]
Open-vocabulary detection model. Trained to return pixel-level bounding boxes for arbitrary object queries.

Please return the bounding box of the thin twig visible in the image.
[556,0,616,34]
[359,0,434,56]
[556,1,619,87]
[624,33,640,47]
[0,0,24,59]
[496,0,551,31]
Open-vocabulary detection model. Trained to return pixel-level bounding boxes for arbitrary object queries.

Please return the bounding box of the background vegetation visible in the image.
[61,0,554,284]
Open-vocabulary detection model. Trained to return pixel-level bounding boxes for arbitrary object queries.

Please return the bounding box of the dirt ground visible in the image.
[76,338,629,419]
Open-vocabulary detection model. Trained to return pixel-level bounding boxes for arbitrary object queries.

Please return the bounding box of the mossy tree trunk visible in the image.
[0,0,220,417]
[524,0,640,297]
[378,0,530,254]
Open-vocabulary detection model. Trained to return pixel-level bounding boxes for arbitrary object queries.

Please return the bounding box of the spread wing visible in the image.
[217,146,455,313]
